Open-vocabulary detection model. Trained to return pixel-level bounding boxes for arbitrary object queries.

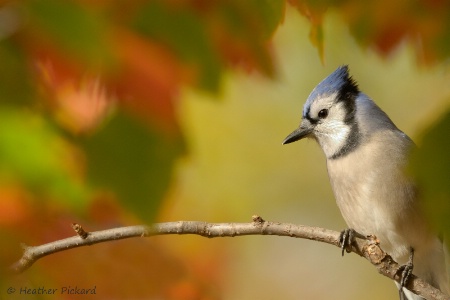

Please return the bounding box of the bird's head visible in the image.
[283,65,361,159]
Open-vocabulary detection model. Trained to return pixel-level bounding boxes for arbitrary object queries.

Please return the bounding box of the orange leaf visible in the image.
[110,29,192,134]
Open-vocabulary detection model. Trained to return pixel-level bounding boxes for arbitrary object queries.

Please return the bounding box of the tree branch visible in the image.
[11,216,449,300]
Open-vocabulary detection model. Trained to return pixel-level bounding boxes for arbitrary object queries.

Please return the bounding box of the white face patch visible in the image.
[315,119,351,158]
[306,98,353,159]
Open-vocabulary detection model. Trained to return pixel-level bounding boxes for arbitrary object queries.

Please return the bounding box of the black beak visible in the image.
[282,121,313,145]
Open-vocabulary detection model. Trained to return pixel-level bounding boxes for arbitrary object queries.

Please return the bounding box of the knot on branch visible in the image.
[252,215,265,225]
[362,235,386,264]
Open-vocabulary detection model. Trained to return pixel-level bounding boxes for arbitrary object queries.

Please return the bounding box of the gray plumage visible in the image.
[283,66,449,299]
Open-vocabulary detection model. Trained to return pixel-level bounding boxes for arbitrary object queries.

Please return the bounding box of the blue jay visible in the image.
[282,66,448,299]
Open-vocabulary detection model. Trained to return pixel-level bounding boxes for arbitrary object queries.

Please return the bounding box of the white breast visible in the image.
[326,129,427,262]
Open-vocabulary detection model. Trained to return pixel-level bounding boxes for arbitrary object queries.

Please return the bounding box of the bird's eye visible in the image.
[318,109,328,119]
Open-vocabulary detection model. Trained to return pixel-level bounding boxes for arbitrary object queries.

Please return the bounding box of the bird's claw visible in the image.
[339,228,356,256]
[396,247,414,300]
[338,228,367,256]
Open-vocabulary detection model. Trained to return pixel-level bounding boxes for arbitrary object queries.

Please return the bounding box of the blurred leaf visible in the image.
[0,107,89,207]
[0,40,34,105]
[133,1,221,92]
[410,108,450,243]
[287,0,450,64]
[434,11,450,61]
[254,0,286,39]
[219,0,284,40]
[216,0,282,76]
[26,0,114,68]
[289,0,325,63]
[79,111,183,222]
[111,29,184,133]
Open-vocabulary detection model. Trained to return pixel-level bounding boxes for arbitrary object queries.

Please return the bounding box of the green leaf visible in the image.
[0,41,34,106]
[133,1,221,92]
[79,112,183,222]
[26,0,113,67]
[409,107,450,243]
[252,0,285,39]
[434,11,450,61]
[0,106,89,207]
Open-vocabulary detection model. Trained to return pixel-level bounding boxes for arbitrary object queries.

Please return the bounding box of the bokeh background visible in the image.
[1,1,449,299]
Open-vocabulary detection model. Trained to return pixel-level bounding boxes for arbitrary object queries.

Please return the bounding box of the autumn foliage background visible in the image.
[1,1,450,299]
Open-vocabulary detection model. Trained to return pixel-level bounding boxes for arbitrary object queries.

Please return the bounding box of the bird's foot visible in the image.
[396,247,414,300]
[339,228,355,256]
[338,228,366,256]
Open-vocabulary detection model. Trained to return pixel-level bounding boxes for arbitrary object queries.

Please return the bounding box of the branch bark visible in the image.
[11,216,449,300]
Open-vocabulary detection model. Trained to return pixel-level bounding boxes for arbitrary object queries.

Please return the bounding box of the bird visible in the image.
[282,65,448,300]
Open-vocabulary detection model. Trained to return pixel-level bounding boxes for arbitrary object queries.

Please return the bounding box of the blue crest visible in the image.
[303,65,359,117]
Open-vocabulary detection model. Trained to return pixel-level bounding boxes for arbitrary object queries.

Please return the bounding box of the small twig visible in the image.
[10,216,449,300]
